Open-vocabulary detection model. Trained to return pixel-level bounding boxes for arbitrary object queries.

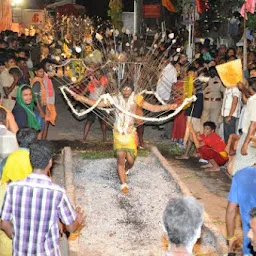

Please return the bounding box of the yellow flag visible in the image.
[216,59,243,87]
[162,0,176,12]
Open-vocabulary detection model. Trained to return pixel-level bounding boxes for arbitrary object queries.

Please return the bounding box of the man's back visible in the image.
[228,167,256,251]
[0,173,76,256]
[156,63,177,101]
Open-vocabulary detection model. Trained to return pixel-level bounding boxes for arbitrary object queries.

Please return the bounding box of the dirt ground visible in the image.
[49,86,243,255]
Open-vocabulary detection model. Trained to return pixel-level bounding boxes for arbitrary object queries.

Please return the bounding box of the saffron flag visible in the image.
[162,0,176,13]
[240,0,256,19]
[196,0,209,14]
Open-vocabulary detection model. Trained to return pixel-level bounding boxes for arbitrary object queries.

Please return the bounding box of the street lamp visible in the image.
[11,0,23,7]
[11,0,23,24]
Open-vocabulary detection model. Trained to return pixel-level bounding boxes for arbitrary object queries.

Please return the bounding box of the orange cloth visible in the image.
[162,0,176,12]
[0,105,18,133]
[31,77,57,125]
[45,104,56,125]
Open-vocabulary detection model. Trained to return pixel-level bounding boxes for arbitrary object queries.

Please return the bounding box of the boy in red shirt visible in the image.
[188,121,228,171]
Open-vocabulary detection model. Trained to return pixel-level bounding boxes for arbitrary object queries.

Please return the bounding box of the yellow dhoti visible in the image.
[113,131,138,159]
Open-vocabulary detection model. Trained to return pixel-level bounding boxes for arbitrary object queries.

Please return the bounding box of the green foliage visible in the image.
[108,0,123,30]
[247,13,256,30]
[174,0,193,12]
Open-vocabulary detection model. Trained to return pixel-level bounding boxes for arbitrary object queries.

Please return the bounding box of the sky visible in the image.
[23,0,160,19]
[77,0,135,18]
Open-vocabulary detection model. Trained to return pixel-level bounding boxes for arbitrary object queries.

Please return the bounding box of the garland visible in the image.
[60,86,197,122]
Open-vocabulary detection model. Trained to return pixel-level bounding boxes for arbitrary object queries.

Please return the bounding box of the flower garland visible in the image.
[60,86,197,124]
[114,92,135,134]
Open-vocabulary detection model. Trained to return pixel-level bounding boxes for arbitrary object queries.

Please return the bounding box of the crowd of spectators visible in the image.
[1,26,256,254]
[0,30,85,255]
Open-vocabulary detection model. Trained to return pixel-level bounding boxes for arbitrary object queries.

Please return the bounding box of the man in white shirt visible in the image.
[0,55,17,111]
[156,59,177,102]
[221,86,241,143]
[156,58,177,137]
[232,78,256,175]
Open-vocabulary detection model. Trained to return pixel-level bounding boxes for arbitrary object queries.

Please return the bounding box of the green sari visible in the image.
[16,84,41,131]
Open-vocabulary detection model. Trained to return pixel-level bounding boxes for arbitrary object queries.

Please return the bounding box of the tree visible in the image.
[108,0,123,30]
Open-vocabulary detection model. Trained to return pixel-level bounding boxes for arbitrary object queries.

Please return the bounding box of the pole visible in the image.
[134,0,138,34]
[243,1,247,72]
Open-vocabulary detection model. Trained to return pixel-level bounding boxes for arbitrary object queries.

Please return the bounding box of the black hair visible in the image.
[250,207,256,219]
[208,66,218,77]
[21,85,32,93]
[0,108,7,123]
[16,48,26,54]
[7,36,17,44]
[120,80,134,92]
[187,66,198,73]
[0,39,6,45]
[192,58,204,68]
[226,47,236,56]
[9,67,23,78]
[29,140,54,170]
[16,127,38,148]
[41,58,54,70]
[33,63,44,73]
[248,77,256,92]
[227,55,237,61]
[5,54,16,62]
[203,121,216,131]
[249,67,256,76]
[16,57,27,63]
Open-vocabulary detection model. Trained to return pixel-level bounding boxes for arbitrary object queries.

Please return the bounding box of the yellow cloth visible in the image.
[183,76,194,109]
[135,94,144,107]
[0,183,12,256]
[1,149,32,184]
[113,131,138,158]
[219,151,228,159]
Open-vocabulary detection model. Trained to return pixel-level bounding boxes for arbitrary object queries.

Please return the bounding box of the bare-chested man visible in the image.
[73,82,177,194]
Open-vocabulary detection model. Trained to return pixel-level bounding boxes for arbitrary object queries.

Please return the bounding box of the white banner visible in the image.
[22,9,45,26]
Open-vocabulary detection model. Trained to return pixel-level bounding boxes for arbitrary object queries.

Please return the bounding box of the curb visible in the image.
[62,147,79,256]
[151,146,228,255]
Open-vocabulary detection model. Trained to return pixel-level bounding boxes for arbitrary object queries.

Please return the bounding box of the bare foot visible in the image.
[80,139,87,144]
[121,183,129,194]
[200,163,213,169]
[175,155,190,160]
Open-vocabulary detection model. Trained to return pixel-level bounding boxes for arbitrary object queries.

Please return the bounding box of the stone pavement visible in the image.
[48,84,242,255]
